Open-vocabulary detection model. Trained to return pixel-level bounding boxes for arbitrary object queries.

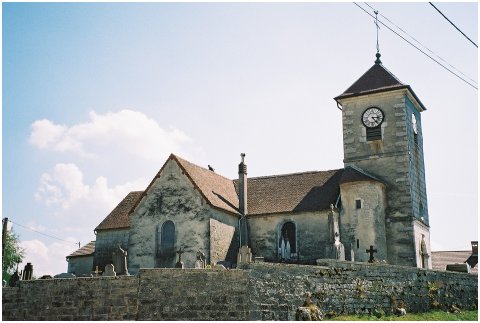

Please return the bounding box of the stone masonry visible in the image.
[3,262,477,320]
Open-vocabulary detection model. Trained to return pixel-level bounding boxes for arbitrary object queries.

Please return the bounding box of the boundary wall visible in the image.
[3,261,477,320]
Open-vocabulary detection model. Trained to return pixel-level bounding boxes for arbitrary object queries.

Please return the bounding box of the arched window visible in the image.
[278,221,296,260]
[156,220,175,262]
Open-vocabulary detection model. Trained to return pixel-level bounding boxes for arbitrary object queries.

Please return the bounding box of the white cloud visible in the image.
[29,109,191,162]
[35,163,146,211]
[19,239,78,277]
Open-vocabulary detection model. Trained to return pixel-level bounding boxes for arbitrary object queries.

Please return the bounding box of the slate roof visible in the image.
[334,60,426,111]
[95,191,143,231]
[431,251,478,274]
[67,241,96,259]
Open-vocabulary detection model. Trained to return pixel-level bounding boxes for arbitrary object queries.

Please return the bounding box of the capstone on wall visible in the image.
[247,211,329,263]
[340,180,387,262]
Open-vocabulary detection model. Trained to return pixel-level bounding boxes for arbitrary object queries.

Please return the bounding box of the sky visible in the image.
[2,2,478,277]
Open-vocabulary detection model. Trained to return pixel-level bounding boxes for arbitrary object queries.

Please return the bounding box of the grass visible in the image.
[329,310,478,321]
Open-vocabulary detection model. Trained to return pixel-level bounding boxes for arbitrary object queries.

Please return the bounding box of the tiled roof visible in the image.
[174,155,240,214]
[67,241,96,258]
[431,251,477,274]
[96,156,385,228]
[236,169,344,215]
[95,191,143,231]
[334,62,426,111]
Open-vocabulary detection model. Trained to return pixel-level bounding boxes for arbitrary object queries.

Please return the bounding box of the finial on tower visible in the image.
[240,153,246,163]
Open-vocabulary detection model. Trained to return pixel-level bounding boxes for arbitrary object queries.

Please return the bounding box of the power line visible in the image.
[364,2,477,85]
[429,2,478,48]
[7,219,79,247]
[353,2,478,90]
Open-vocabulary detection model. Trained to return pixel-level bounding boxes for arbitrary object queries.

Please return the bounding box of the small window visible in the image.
[414,133,418,145]
[366,126,382,141]
[355,199,362,209]
[356,239,360,249]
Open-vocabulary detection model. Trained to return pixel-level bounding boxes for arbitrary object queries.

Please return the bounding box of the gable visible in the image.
[129,154,240,217]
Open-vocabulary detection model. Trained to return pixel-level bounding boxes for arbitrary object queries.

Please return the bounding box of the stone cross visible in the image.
[366,245,377,263]
[93,266,102,277]
[175,248,185,269]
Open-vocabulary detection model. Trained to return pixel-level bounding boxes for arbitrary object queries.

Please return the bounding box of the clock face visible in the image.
[362,107,384,128]
[412,113,418,134]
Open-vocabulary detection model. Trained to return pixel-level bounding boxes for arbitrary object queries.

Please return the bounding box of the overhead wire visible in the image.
[353,2,478,90]
[364,2,477,85]
[7,219,80,247]
[429,2,478,48]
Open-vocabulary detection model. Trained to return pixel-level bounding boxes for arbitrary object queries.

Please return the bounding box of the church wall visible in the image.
[67,255,94,276]
[209,214,238,266]
[247,211,329,263]
[93,228,129,272]
[340,180,387,262]
[341,90,419,267]
[127,159,238,273]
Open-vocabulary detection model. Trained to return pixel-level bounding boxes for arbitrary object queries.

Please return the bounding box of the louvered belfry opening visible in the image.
[366,126,382,141]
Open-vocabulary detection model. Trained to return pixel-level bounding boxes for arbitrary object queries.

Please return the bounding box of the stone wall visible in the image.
[3,262,477,320]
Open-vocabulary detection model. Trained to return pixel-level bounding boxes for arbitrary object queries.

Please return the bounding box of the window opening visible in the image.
[366,126,382,141]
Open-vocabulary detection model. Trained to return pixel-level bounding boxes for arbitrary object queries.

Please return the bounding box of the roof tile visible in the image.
[67,241,96,258]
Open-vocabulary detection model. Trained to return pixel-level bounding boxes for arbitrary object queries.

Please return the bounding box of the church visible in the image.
[66,53,432,276]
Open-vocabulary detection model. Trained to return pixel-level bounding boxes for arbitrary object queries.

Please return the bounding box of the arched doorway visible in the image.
[278,221,296,261]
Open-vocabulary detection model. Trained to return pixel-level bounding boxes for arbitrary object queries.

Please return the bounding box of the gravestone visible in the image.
[175,248,185,269]
[22,263,33,280]
[446,263,470,273]
[103,264,116,277]
[366,245,377,263]
[54,273,76,279]
[237,246,252,264]
[112,245,129,275]
[195,251,206,269]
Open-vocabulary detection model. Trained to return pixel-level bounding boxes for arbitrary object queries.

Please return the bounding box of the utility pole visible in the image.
[2,217,8,258]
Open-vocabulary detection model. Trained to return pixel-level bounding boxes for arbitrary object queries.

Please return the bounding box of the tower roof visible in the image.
[334,57,426,111]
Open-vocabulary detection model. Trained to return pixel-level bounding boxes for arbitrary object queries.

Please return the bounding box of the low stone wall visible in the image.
[2,261,477,320]
[241,260,478,320]
[2,275,138,320]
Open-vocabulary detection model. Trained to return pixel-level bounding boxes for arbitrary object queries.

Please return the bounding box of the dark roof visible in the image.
[431,251,478,274]
[339,166,383,185]
[334,61,426,111]
[97,156,384,227]
[235,169,344,215]
[67,241,95,258]
[95,191,143,231]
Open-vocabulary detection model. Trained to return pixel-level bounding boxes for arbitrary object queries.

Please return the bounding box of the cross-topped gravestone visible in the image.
[175,248,185,269]
[366,245,377,263]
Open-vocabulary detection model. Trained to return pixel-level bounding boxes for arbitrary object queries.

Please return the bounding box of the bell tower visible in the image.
[334,53,431,268]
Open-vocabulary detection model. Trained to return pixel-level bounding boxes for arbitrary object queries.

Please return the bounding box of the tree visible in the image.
[2,227,24,282]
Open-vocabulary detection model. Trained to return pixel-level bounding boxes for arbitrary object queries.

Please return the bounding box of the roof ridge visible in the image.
[244,169,342,181]
[172,154,234,182]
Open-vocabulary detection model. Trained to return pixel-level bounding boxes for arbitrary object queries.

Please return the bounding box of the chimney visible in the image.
[471,241,478,255]
[238,153,247,216]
